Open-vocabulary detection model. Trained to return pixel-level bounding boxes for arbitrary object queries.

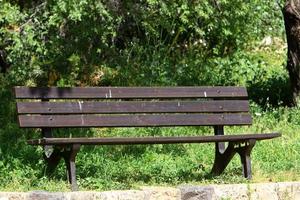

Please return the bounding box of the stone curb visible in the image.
[0,182,299,200]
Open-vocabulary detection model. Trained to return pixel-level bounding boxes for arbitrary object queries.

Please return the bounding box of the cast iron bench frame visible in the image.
[14,86,281,191]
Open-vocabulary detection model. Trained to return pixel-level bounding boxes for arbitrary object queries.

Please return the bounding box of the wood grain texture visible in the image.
[17,100,249,114]
[18,113,252,128]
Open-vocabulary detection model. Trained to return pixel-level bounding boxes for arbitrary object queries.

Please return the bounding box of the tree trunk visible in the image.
[283,0,300,106]
[0,49,9,74]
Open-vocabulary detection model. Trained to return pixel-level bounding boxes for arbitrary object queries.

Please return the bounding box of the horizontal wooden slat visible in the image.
[17,100,249,114]
[14,86,248,99]
[27,133,281,145]
[18,113,252,128]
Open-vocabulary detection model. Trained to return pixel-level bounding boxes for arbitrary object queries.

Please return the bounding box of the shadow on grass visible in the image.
[247,73,293,108]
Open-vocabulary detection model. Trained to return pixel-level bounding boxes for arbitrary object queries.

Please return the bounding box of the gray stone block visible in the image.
[69,191,98,200]
[249,183,278,200]
[179,186,214,200]
[214,184,249,200]
[26,191,67,200]
[0,192,25,200]
[141,186,180,200]
[97,190,145,200]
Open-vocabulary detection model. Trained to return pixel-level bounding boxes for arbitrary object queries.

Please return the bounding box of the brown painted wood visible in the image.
[14,86,248,99]
[16,100,249,114]
[18,113,252,128]
[27,133,281,145]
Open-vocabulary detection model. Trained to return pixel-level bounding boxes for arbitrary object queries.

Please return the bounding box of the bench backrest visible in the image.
[14,86,251,128]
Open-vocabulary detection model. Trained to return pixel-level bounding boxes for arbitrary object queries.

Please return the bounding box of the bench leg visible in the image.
[44,144,81,191]
[214,126,225,154]
[63,144,81,191]
[211,140,256,179]
[236,139,256,179]
[211,142,236,176]
[44,147,63,175]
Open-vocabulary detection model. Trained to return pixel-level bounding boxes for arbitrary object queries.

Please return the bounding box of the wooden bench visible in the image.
[14,86,281,191]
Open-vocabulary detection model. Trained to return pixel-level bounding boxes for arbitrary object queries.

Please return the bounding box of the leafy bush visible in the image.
[1,0,284,87]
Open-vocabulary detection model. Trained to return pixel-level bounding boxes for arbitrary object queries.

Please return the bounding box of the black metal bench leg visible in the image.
[211,139,256,178]
[44,146,63,175]
[63,144,81,191]
[211,142,236,175]
[236,139,256,179]
[42,128,63,174]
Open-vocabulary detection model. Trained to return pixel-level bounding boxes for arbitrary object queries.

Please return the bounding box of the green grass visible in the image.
[0,104,299,191]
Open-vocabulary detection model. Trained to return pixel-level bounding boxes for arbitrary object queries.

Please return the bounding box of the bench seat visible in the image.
[28,133,280,145]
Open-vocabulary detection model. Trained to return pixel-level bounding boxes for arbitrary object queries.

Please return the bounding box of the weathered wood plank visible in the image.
[14,86,248,99]
[18,113,252,128]
[17,100,249,114]
[27,133,281,145]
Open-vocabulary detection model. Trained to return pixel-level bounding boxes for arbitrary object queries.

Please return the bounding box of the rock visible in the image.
[0,192,25,200]
[141,186,180,200]
[179,185,214,200]
[249,183,278,200]
[97,190,145,200]
[26,191,67,200]
[0,181,300,200]
[69,191,98,200]
[214,184,249,200]
[277,182,295,200]
[291,182,300,200]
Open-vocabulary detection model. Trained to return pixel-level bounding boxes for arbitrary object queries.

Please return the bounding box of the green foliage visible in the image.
[0,0,284,87]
